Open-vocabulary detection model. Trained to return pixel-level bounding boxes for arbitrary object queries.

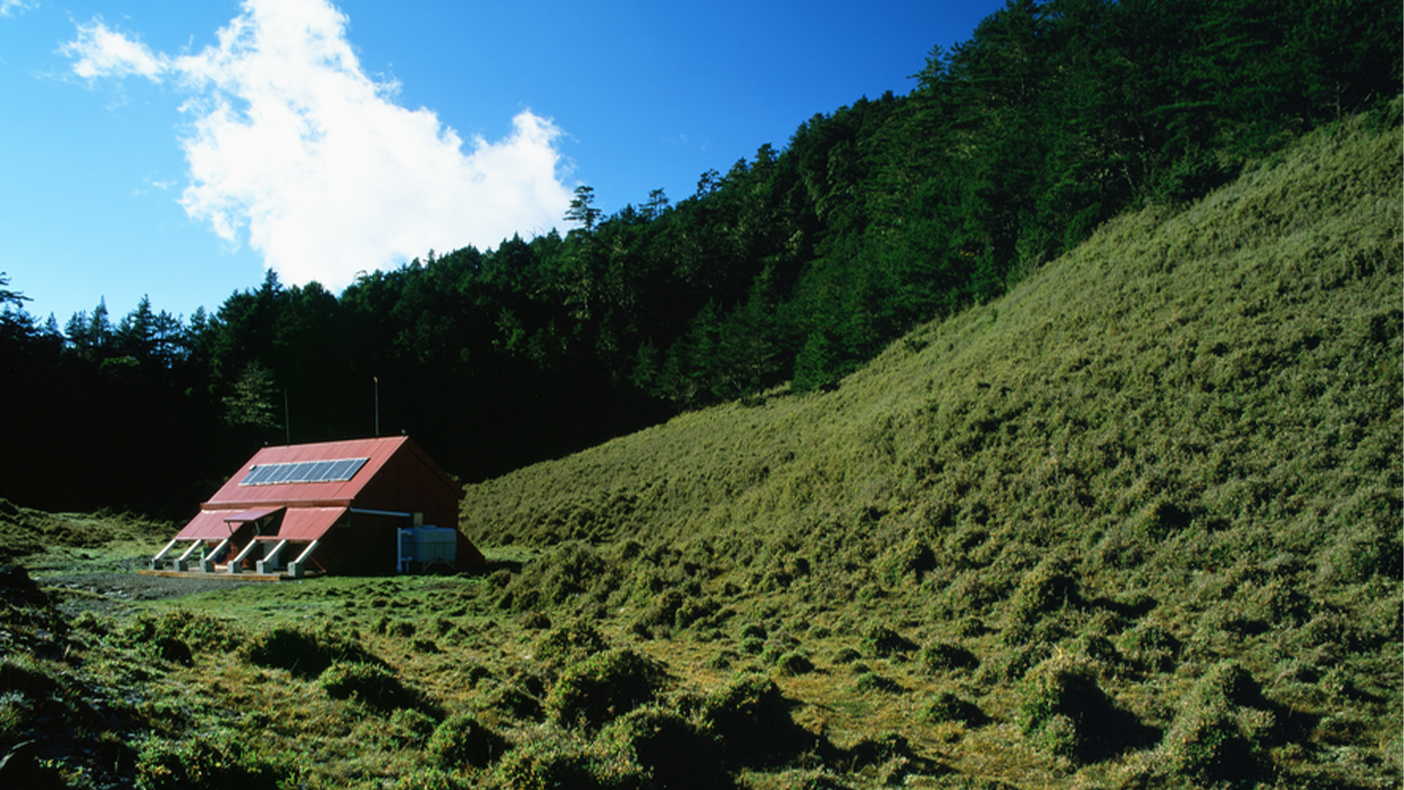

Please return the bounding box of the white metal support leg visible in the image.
[172,541,202,572]
[200,538,231,573]
[256,540,289,575]
[228,541,259,574]
[286,540,320,579]
[151,538,180,570]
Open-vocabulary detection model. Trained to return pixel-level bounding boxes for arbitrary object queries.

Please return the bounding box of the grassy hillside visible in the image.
[0,106,1397,790]
[461,104,1402,786]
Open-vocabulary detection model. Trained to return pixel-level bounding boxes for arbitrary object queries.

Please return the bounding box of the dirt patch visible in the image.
[40,571,259,608]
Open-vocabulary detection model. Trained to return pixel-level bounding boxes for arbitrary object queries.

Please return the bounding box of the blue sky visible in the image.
[1,0,1004,325]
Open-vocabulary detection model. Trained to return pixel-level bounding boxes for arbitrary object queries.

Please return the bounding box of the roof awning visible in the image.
[256,507,348,542]
[174,510,238,541]
[223,506,285,524]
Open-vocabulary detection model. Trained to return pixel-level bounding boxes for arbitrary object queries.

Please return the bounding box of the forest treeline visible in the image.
[1,0,1397,516]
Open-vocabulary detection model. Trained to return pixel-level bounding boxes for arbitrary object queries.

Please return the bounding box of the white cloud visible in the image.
[62,0,575,291]
[1,1,37,18]
[61,20,168,79]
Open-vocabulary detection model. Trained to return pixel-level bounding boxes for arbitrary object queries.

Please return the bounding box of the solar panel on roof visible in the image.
[336,458,368,480]
[240,465,272,486]
[238,457,370,486]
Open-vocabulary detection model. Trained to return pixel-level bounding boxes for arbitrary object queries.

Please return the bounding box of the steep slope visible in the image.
[461,105,1401,786]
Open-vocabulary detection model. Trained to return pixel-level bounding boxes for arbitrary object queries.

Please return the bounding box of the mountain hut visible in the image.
[150,436,484,577]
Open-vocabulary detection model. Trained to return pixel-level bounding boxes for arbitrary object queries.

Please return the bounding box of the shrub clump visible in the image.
[599,705,730,790]
[0,653,68,740]
[534,620,608,669]
[491,728,637,790]
[1005,558,1082,626]
[121,610,245,657]
[1116,621,1181,672]
[516,611,552,630]
[703,674,818,767]
[134,729,283,790]
[863,624,917,657]
[477,681,544,722]
[427,712,509,770]
[774,651,815,676]
[545,647,661,728]
[637,588,684,628]
[1160,700,1258,785]
[1158,660,1274,784]
[502,541,618,611]
[317,661,418,711]
[1016,652,1148,763]
[854,671,904,693]
[879,537,938,583]
[242,624,377,679]
[918,641,979,673]
[831,646,862,665]
[0,654,60,698]
[920,692,985,726]
[384,708,437,749]
[390,767,472,790]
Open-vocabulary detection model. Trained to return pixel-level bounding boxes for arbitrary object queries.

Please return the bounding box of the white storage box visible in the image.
[397,526,457,571]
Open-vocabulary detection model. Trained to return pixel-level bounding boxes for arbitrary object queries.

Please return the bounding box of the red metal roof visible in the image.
[201,436,459,508]
[174,510,236,541]
[274,507,347,541]
[225,506,285,523]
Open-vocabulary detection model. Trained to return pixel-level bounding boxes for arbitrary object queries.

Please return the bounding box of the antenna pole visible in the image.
[374,376,380,437]
[284,389,291,445]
